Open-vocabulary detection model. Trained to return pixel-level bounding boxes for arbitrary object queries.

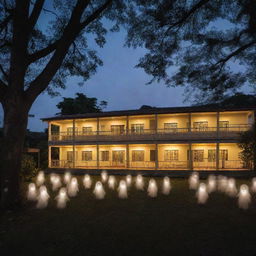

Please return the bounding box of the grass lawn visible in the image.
[1,175,256,256]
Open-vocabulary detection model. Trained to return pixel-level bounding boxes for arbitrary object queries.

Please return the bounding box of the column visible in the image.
[189,143,193,170]
[48,146,51,168]
[97,117,100,135]
[216,142,220,171]
[216,111,220,137]
[188,113,192,132]
[155,114,158,134]
[126,116,129,135]
[96,144,99,169]
[72,119,75,168]
[155,144,158,170]
[126,144,129,169]
[48,122,51,141]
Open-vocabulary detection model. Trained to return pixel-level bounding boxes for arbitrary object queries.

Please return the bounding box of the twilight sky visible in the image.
[0,27,187,132]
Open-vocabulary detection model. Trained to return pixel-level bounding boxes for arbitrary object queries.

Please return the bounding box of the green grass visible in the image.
[1,175,256,256]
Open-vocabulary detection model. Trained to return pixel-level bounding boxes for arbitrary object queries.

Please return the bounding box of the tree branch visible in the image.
[0,63,8,80]
[0,12,13,33]
[28,0,45,32]
[214,40,256,68]
[0,79,8,102]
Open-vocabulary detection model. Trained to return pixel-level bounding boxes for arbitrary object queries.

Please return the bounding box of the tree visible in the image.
[0,0,133,209]
[239,125,256,171]
[125,0,256,102]
[56,93,107,115]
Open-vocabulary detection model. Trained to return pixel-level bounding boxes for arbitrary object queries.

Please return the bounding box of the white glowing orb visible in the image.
[196,183,208,204]
[251,177,256,193]
[36,171,45,186]
[27,183,37,201]
[93,181,105,199]
[207,175,216,193]
[55,187,69,209]
[64,172,72,184]
[147,179,158,198]
[118,180,128,199]
[52,175,62,191]
[238,184,251,210]
[83,174,92,189]
[126,175,132,186]
[101,171,108,183]
[108,176,116,190]
[225,178,237,197]
[218,176,228,192]
[36,185,49,209]
[189,172,199,190]
[162,177,171,195]
[67,177,79,197]
[135,175,144,190]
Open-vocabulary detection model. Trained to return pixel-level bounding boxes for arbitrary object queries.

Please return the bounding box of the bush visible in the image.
[21,154,39,181]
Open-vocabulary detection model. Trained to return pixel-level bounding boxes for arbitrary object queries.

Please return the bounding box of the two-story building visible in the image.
[42,105,255,171]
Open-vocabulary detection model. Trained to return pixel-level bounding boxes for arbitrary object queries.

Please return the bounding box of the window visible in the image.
[164,150,179,161]
[220,149,228,161]
[164,123,178,132]
[193,150,204,162]
[100,151,109,161]
[208,150,216,162]
[131,124,144,134]
[111,125,125,134]
[193,122,208,131]
[82,151,92,161]
[82,126,93,135]
[219,121,229,131]
[150,150,156,161]
[132,150,144,161]
[112,151,125,163]
[67,127,73,135]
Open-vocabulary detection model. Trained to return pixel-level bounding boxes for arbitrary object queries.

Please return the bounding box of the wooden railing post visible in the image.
[155,143,158,170]
[126,144,129,169]
[96,144,99,169]
[126,116,129,135]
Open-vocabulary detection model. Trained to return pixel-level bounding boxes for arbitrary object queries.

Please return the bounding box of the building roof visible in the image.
[41,105,256,121]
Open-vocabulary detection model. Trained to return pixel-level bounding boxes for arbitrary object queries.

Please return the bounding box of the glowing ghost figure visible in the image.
[36,171,45,186]
[52,175,62,191]
[93,181,105,199]
[218,175,228,192]
[135,175,144,190]
[64,172,72,185]
[67,177,79,197]
[251,177,256,193]
[126,175,132,187]
[207,175,216,193]
[83,174,92,189]
[238,184,251,210]
[147,179,158,198]
[36,185,50,209]
[162,177,171,195]
[50,173,56,183]
[108,175,116,190]
[225,178,237,197]
[101,171,108,183]
[118,180,128,199]
[189,172,199,190]
[27,183,37,201]
[196,183,209,204]
[55,187,69,209]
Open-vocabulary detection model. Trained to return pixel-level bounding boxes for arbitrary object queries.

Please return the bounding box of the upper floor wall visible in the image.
[47,110,255,144]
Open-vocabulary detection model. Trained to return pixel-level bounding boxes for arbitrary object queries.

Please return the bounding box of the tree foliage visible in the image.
[124,0,256,102]
[56,93,107,115]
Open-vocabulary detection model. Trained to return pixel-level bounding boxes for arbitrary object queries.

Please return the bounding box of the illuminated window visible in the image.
[132,150,144,161]
[164,123,178,132]
[82,151,92,161]
[67,151,77,161]
[219,121,229,131]
[131,124,144,133]
[193,150,204,162]
[67,127,73,135]
[193,122,208,131]
[164,150,179,161]
[112,151,125,163]
[220,149,228,161]
[100,151,109,161]
[82,126,93,135]
[208,150,216,162]
[111,125,125,134]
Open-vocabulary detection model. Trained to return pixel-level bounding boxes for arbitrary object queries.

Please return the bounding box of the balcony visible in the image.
[48,124,251,144]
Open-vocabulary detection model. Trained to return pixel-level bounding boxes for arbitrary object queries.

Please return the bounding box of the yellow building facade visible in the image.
[42,106,255,171]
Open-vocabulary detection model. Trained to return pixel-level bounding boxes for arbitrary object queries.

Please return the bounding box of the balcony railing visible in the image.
[50,159,248,170]
[49,124,251,142]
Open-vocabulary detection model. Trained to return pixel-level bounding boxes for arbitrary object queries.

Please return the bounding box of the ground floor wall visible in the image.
[49,142,250,170]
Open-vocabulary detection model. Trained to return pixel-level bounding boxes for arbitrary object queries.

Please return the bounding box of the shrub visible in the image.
[21,154,39,181]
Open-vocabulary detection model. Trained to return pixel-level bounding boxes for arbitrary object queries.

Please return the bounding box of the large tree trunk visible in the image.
[0,96,30,210]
